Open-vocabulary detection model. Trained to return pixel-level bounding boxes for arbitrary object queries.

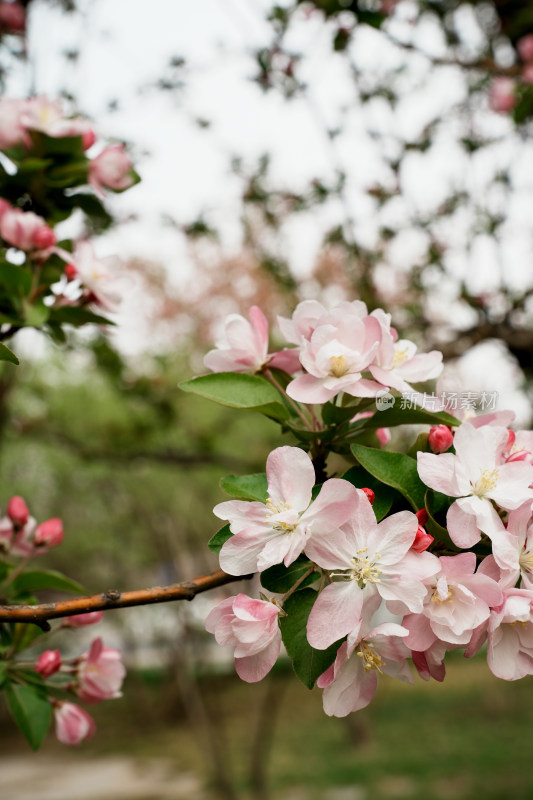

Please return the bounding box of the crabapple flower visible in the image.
[89,144,135,195]
[76,638,125,702]
[36,650,62,678]
[487,501,533,591]
[0,516,13,550]
[215,446,358,574]
[205,593,282,682]
[517,34,533,63]
[277,299,330,344]
[317,614,412,717]
[20,96,93,141]
[70,242,123,312]
[411,640,447,682]
[402,552,502,650]
[204,306,269,373]
[286,313,383,403]
[306,489,439,650]
[10,516,37,557]
[0,98,28,148]
[54,702,96,745]
[417,422,533,560]
[34,517,64,549]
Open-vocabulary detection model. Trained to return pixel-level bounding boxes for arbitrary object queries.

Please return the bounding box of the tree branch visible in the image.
[0,569,252,627]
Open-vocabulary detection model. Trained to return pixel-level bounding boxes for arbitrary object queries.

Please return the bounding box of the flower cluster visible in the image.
[0,495,124,746]
[200,300,533,717]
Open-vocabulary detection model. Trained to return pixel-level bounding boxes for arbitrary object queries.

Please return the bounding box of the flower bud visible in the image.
[522,64,533,85]
[517,34,533,63]
[64,263,78,281]
[428,425,453,454]
[54,702,96,745]
[489,77,517,113]
[0,2,26,33]
[36,649,62,678]
[415,509,428,525]
[34,518,63,549]
[7,495,29,526]
[89,144,134,194]
[361,487,375,504]
[63,610,104,627]
[32,225,56,250]
[82,129,96,150]
[411,524,434,553]
[376,427,391,446]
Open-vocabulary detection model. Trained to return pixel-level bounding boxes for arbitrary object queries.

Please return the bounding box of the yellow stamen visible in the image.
[329,355,349,378]
[349,547,382,586]
[392,346,410,368]
[475,468,498,496]
[357,641,385,673]
[265,498,296,533]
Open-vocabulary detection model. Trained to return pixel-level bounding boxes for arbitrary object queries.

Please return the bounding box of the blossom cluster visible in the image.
[202,300,533,717]
[0,495,125,746]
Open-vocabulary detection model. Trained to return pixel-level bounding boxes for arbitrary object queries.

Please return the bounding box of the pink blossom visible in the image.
[34,518,63,550]
[277,299,337,344]
[36,650,62,678]
[368,309,442,393]
[428,425,453,454]
[317,615,412,717]
[89,144,135,195]
[0,208,55,251]
[286,313,384,403]
[488,78,517,113]
[0,98,28,149]
[20,97,93,140]
[76,638,125,702]
[306,490,439,650]
[411,640,447,682]
[522,64,533,85]
[70,241,124,312]
[0,516,13,550]
[7,495,29,526]
[216,446,358,574]
[10,516,37,556]
[62,611,104,627]
[204,306,269,374]
[517,34,533,63]
[205,593,282,682]
[402,552,502,650]
[487,501,533,591]
[417,422,533,561]
[0,2,26,33]
[54,702,96,745]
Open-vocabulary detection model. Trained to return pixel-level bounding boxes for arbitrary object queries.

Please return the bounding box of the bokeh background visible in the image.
[2,1,533,798]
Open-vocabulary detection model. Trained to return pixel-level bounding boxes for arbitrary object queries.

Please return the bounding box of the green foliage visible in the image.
[208,524,233,555]
[0,342,19,365]
[351,444,427,511]
[179,372,290,421]
[11,569,85,595]
[220,472,268,502]
[353,405,458,430]
[341,465,400,520]
[260,556,317,593]
[4,682,53,750]
[280,588,342,689]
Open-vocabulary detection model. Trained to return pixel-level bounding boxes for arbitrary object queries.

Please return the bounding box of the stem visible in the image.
[281,566,316,604]
[263,369,312,430]
[0,569,253,625]
[0,555,32,593]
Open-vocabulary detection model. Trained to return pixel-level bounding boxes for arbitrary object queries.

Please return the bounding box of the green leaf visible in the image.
[341,466,401,521]
[208,523,233,555]
[23,300,50,328]
[354,405,458,430]
[5,683,52,750]
[15,157,53,174]
[424,490,455,548]
[12,570,85,595]
[321,401,358,426]
[351,444,427,511]
[280,588,343,690]
[0,342,19,365]
[261,556,317,593]
[0,661,7,688]
[0,263,32,297]
[179,373,289,421]
[48,307,113,327]
[220,473,268,502]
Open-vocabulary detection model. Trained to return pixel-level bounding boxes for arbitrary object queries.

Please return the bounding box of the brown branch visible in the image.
[0,569,252,627]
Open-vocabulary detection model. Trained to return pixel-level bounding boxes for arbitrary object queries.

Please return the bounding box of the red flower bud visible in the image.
[361,487,375,504]
[32,225,56,250]
[411,525,434,553]
[415,509,428,525]
[7,495,29,526]
[34,518,63,549]
[36,649,62,678]
[428,425,453,454]
[64,263,78,281]
[63,611,104,627]
[82,129,96,150]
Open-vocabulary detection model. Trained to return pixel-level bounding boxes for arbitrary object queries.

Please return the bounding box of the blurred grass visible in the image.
[6,650,526,800]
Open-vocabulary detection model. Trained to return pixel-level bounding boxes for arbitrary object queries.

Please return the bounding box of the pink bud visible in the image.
[32,225,56,250]
[411,525,434,553]
[522,64,533,85]
[428,425,453,454]
[376,427,391,446]
[361,487,375,504]
[517,34,533,63]
[82,129,96,150]
[34,518,63,549]
[63,610,104,627]
[89,144,134,194]
[64,263,78,281]
[54,702,96,745]
[7,495,29,526]
[0,2,26,33]
[36,649,62,678]
[489,77,517,113]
